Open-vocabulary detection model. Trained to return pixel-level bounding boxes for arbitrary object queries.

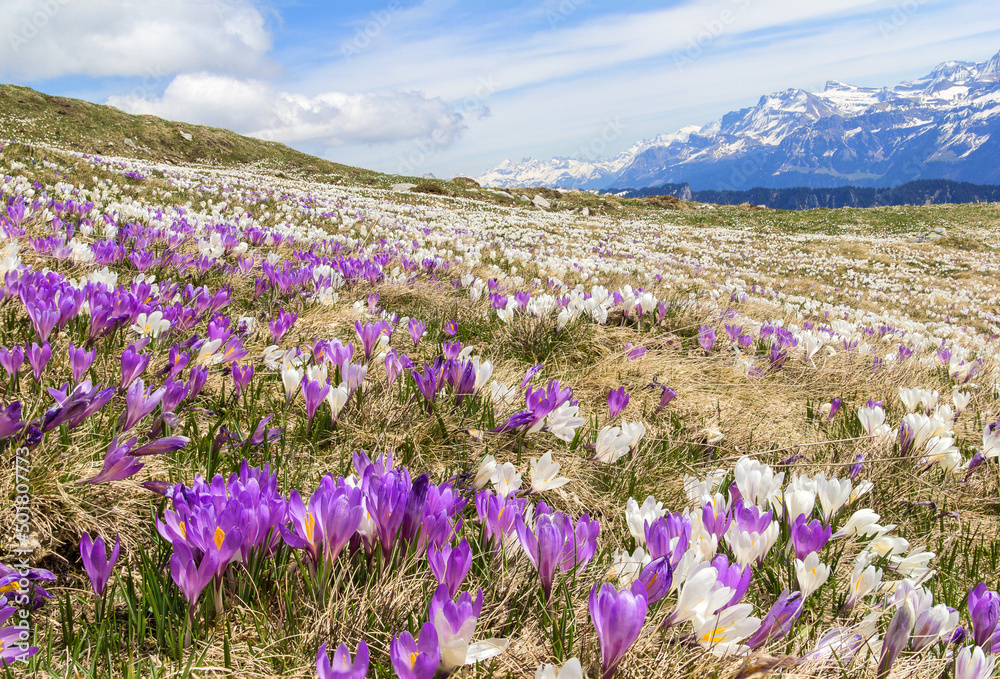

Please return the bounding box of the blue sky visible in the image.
[2,0,999,178]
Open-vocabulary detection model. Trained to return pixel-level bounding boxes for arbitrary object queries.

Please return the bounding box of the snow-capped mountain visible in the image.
[475,50,1000,190]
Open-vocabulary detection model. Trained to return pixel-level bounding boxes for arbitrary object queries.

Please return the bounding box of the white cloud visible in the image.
[1,0,272,80]
[108,73,468,148]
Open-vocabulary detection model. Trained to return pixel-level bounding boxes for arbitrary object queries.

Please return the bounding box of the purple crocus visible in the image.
[590,581,648,679]
[428,539,472,598]
[443,319,458,337]
[79,532,120,596]
[120,345,150,389]
[637,556,673,604]
[385,349,404,387]
[0,402,23,441]
[27,342,51,381]
[82,436,143,484]
[231,362,253,397]
[607,387,629,419]
[791,515,832,560]
[652,385,676,415]
[521,363,543,388]
[698,325,716,353]
[515,505,599,600]
[408,319,426,347]
[131,436,190,457]
[411,363,439,408]
[68,343,96,383]
[644,514,691,568]
[849,453,864,480]
[391,622,440,679]
[829,397,842,420]
[877,600,916,679]
[710,554,751,610]
[0,345,24,378]
[745,590,803,649]
[967,583,1000,649]
[268,308,297,343]
[317,641,369,679]
[301,376,331,426]
[118,378,166,432]
[355,320,389,361]
[169,540,218,613]
[428,584,484,673]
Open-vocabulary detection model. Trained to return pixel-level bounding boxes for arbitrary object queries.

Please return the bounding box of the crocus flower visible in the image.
[968,584,1000,648]
[79,533,120,596]
[317,641,369,679]
[231,362,253,397]
[408,319,426,347]
[118,378,166,432]
[955,645,997,679]
[301,376,331,425]
[516,507,599,600]
[27,342,51,381]
[745,590,803,649]
[791,515,832,560]
[528,452,570,494]
[444,319,458,337]
[391,622,440,679]
[131,435,190,457]
[590,581,648,679]
[355,320,390,361]
[82,436,143,484]
[68,343,96,383]
[607,387,629,419]
[877,599,916,678]
[535,658,583,679]
[0,402,23,441]
[0,345,24,378]
[428,539,472,598]
[698,325,716,353]
[120,345,150,388]
[428,584,507,673]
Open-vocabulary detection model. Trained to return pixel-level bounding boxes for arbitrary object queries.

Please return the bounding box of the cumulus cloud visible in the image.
[1,0,272,80]
[107,73,468,148]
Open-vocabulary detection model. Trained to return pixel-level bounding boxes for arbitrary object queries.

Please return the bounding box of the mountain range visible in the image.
[474,50,1000,191]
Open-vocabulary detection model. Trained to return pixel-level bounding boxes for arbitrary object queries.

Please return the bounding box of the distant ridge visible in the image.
[476,49,1000,191]
[605,179,1000,210]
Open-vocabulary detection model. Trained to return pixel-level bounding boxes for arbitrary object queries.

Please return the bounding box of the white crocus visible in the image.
[844,556,883,609]
[593,426,631,463]
[626,496,666,544]
[491,462,522,498]
[692,603,761,657]
[529,452,570,493]
[795,552,831,598]
[131,311,171,338]
[545,402,585,442]
[535,658,583,679]
[474,455,497,490]
[671,563,734,626]
[816,475,852,523]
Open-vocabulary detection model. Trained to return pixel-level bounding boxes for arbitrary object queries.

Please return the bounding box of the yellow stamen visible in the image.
[179,521,187,539]
[214,527,226,550]
[0,581,20,594]
[305,512,316,545]
[409,652,419,668]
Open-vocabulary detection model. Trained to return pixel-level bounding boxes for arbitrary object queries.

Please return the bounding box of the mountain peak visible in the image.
[475,50,1000,190]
